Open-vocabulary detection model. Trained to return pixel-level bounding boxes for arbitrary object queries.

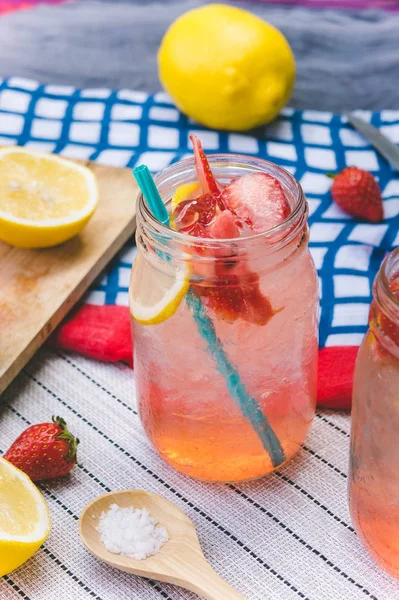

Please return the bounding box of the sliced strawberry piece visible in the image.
[208,210,241,239]
[181,222,209,238]
[190,134,224,203]
[173,199,200,231]
[221,172,290,234]
[195,271,275,325]
[243,284,275,326]
[177,196,278,325]
[213,264,275,325]
[172,137,279,326]
[173,193,217,232]
[198,280,244,323]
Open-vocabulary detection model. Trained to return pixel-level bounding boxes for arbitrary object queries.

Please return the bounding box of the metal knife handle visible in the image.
[345,113,399,171]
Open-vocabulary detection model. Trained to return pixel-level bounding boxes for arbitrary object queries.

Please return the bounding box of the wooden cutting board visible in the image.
[0,159,138,394]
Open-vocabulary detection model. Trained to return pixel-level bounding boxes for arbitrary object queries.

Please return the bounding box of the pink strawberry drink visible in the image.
[131,136,319,481]
[349,249,399,577]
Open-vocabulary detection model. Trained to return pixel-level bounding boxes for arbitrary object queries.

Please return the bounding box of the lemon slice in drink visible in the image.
[130,251,189,325]
[0,147,98,248]
[171,182,201,212]
[0,457,51,576]
[170,181,201,229]
[131,182,197,325]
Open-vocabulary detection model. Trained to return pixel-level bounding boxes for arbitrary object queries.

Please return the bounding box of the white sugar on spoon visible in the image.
[80,489,246,600]
[97,503,168,560]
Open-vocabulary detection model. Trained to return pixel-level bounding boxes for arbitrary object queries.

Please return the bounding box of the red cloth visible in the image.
[51,304,357,411]
[0,0,67,16]
[50,304,133,367]
[318,346,358,410]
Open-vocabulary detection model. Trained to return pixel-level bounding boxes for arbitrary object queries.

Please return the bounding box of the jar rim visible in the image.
[137,154,306,249]
[377,247,399,311]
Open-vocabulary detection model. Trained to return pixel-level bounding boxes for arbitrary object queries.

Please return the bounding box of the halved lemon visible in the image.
[0,147,98,248]
[0,456,51,576]
[130,251,189,325]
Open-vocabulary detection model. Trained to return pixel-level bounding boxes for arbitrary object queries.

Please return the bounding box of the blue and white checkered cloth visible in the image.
[0,76,398,348]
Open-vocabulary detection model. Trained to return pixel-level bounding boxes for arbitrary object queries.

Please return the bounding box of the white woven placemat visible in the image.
[0,349,397,600]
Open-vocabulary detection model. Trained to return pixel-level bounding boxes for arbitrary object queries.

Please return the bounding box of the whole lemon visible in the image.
[158,3,295,131]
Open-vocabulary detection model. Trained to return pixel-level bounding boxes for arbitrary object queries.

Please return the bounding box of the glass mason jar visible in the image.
[349,248,399,577]
[130,155,319,482]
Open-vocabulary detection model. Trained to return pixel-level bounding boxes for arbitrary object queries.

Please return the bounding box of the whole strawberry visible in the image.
[330,167,384,223]
[4,416,79,482]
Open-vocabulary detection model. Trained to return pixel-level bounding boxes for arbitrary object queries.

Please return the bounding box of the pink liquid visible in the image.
[349,332,399,577]
[133,232,318,481]
[132,151,319,481]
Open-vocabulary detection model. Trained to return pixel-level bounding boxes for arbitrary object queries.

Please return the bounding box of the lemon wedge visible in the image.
[130,250,189,325]
[0,456,51,576]
[171,182,201,213]
[170,181,201,229]
[0,147,98,248]
[131,183,198,325]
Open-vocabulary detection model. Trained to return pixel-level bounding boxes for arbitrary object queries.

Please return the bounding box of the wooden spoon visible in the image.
[79,490,247,600]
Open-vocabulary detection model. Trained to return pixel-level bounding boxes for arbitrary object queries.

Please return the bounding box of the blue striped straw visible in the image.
[133,165,285,468]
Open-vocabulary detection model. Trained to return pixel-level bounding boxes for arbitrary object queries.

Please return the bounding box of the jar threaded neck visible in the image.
[371,248,399,356]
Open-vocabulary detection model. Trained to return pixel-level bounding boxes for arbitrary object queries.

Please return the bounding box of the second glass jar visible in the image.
[349,247,399,577]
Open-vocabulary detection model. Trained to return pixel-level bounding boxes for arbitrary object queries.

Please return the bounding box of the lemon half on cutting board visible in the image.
[0,456,51,575]
[0,147,98,248]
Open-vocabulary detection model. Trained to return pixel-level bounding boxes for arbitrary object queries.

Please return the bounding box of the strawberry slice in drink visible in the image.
[199,211,275,325]
[209,209,240,239]
[199,259,276,325]
[172,135,288,325]
[189,134,224,204]
[172,135,223,236]
[221,172,290,234]
[172,193,217,237]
